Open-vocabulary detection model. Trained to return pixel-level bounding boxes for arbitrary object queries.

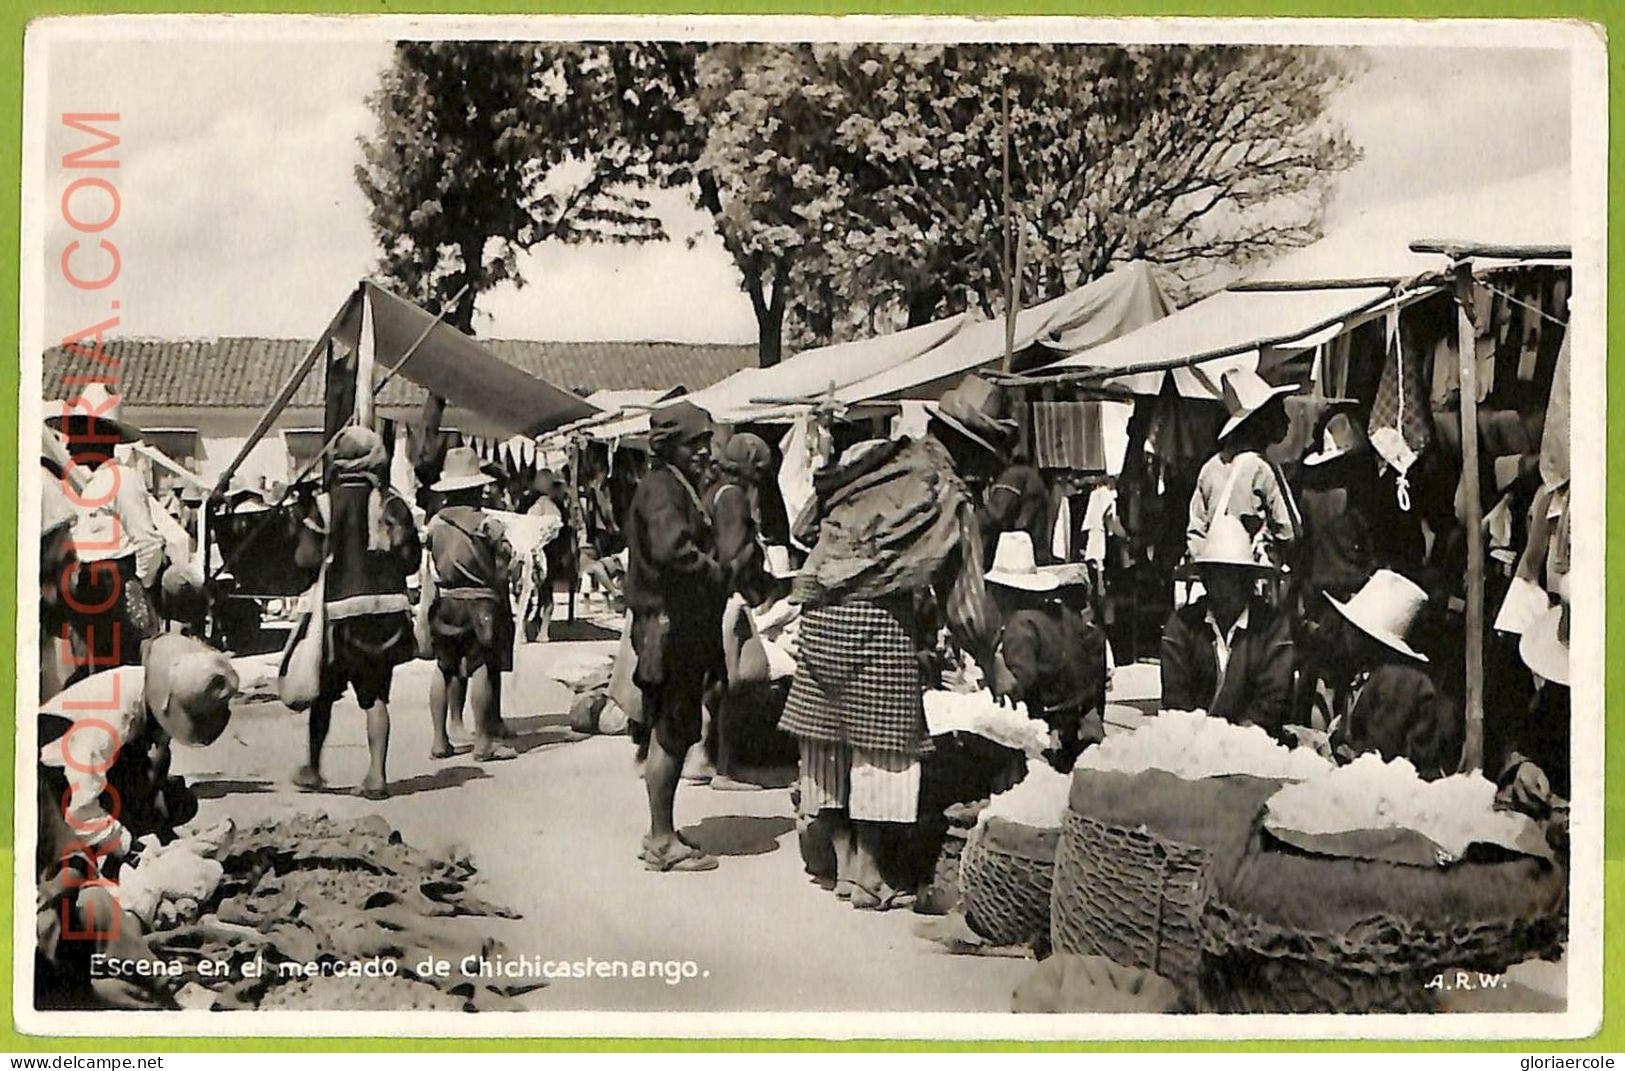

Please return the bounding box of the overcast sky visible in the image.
[36,36,1572,346]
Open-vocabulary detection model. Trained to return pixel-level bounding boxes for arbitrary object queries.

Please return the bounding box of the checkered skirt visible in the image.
[779,600,928,756]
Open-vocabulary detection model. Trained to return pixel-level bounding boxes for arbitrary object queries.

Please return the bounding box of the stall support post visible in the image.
[1454,261,1486,772]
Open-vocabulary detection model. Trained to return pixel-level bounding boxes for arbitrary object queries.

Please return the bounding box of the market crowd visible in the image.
[33,350,1573,1001]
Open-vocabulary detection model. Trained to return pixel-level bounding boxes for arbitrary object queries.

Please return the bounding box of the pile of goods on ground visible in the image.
[141,813,533,1011]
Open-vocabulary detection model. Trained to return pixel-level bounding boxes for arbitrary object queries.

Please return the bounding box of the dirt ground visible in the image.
[170,609,1566,1016]
[172,623,1033,1014]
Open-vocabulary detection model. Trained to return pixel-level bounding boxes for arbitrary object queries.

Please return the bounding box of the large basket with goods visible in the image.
[1197,754,1568,1014]
[1051,711,1332,996]
[958,763,1072,949]
[911,689,1049,904]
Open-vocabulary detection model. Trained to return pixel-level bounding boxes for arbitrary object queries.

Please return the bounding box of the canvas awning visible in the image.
[834,261,1172,403]
[1027,169,1571,400]
[329,283,599,438]
[1044,284,1401,398]
[581,312,969,440]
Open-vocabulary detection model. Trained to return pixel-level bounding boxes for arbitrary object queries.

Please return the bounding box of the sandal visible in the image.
[291,766,326,792]
[429,743,457,760]
[472,743,518,762]
[358,785,390,802]
[643,839,718,873]
[834,879,857,901]
[851,884,917,912]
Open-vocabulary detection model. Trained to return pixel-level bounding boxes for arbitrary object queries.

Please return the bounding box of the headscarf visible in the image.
[718,433,773,484]
[330,426,391,552]
[648,401,713,459]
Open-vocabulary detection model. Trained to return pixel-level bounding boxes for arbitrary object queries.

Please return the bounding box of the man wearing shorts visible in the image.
[624,402,727,872]
[424,446,518,763]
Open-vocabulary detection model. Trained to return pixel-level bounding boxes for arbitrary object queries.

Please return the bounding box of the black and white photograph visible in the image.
[16,15,1605,1039]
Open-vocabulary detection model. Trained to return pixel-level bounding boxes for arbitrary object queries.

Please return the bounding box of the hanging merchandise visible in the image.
[777,415,830,549]
[1367,306,1431,512]
[1539,332,1570,488]
[1031,402,1105,471]
[1472,287,1496,402]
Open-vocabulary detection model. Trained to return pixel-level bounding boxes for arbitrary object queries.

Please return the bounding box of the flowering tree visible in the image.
[358,41,1363,367]
[674,43,1363,347]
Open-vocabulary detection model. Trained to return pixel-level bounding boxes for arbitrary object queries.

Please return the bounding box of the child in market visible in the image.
[1324,569,1463,781]
[984,533,1108,773]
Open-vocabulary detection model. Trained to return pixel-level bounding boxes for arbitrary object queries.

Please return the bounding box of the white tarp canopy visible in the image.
[579,261,1171,441]
[1036,169,1571,399]
[833,260,1172,403]
[584,313,970,440]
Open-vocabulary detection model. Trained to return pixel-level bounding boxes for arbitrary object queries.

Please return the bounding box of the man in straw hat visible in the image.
[984,532,1107,772]
[292,425,421,800]
[1324,568,1462,780]
[1160,514,1297,738]
[1492,600,1571,813]
[623,400,728,872]
[779,374,1007,909]
[423,446,519,764]
[39,633,240,868]
[1186,368,1301,566]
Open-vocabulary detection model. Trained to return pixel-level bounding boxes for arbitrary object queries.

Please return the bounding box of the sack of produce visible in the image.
[1197,754,1568,1014]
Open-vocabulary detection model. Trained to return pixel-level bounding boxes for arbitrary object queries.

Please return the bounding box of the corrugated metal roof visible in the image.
[41,338,757,409]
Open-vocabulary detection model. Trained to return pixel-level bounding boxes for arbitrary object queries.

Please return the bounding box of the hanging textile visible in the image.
[777,415,829,549]
[1539,332,1570,488]
[1367,307,1431,508]
[1031,401,1105,471]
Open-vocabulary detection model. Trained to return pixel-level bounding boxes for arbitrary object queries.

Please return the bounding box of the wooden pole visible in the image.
[205,283,468,584]
[1454,261,1486,772]
[1002,82,1016,373]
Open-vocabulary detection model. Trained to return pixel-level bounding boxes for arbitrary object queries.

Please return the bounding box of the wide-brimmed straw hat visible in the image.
[1303,412,1369,467]
[984,532,1089,592]
[1519,602,1569,686]
[1217,368,1298,442]
[144,634,239,737]
[431,446,497,493]
[927,375,1016,461]
[1329,568,1430,663]
[1191,514,1272,571]
[45,382,143,444]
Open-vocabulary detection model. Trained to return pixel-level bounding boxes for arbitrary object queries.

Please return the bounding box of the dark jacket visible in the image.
[980,462,1054,566]
[624,462,723,626]
[1330,660,1463,781]
[1002,604,1107,718]
[1160,598,1296,738]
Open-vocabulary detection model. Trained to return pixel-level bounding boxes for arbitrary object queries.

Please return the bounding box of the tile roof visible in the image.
[41,337,758,410]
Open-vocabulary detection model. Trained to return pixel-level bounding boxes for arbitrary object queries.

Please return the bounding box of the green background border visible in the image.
[0,1,1615,1051]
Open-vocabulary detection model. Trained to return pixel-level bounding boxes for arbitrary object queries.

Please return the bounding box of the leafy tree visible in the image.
[697,44,1363,345]
[355,41,664,443]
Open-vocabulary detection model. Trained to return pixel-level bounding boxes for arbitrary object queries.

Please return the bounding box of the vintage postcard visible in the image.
[14,14,1606,1040]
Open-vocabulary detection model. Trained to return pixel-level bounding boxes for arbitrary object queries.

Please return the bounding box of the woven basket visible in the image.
[960,819,1057,949]
[1050,808,1215,992]
[1198,879,1568,1014]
